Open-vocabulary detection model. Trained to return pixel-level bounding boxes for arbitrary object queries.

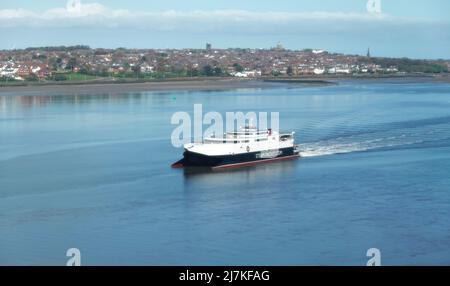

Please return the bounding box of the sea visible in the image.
[1,80,450,265]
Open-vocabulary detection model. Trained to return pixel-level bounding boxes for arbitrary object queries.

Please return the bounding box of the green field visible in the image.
[62,72,100,81]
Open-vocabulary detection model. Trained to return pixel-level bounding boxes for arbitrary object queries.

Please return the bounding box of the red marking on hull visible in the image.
[171,163,185,168]
[212,154,300,170]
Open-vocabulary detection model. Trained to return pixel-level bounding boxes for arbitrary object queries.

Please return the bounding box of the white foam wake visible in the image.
[298,123,450,158]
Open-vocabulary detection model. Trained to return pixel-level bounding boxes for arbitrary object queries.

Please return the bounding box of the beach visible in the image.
[1,75,449,96]
[0,78,272,96]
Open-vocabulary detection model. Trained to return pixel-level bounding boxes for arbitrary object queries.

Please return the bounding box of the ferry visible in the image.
[171,126,300,169]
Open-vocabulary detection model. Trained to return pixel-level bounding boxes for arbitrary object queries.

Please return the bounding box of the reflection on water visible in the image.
[182,159,298,185]
[0,92,177,110]
[0,87,267,111]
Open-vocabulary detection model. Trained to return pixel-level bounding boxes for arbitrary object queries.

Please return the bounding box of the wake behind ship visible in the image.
[171,126,300,169]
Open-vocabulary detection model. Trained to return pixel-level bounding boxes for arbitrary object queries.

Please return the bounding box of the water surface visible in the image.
[1,81,450,265]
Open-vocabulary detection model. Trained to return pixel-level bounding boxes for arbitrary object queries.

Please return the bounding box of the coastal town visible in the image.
[1,43,449,83]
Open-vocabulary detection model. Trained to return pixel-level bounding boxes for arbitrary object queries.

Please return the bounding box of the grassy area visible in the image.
[52,71,194,81]
[59,72,100,81]
[110,71,190,79]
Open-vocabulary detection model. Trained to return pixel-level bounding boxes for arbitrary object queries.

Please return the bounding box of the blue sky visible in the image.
[1,0,449,59]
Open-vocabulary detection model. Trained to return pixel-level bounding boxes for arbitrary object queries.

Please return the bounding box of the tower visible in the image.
[367,47,371,58]
[276,42,284,51]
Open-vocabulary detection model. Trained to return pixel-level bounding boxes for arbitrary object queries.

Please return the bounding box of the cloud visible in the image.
[0,1,431,32]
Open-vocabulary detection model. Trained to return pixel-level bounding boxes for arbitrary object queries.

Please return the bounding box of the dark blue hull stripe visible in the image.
[180,147,298,168]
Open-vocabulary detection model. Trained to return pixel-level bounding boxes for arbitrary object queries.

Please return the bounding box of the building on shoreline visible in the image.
[0,46,448,81]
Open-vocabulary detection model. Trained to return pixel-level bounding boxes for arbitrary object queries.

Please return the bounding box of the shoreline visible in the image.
[0,79,268,96]
[1,75,449,96]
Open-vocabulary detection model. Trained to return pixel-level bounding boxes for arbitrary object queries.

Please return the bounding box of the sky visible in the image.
[0,0,449,59]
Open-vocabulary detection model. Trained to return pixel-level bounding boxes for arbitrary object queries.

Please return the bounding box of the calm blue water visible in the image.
[1,81,450,265]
